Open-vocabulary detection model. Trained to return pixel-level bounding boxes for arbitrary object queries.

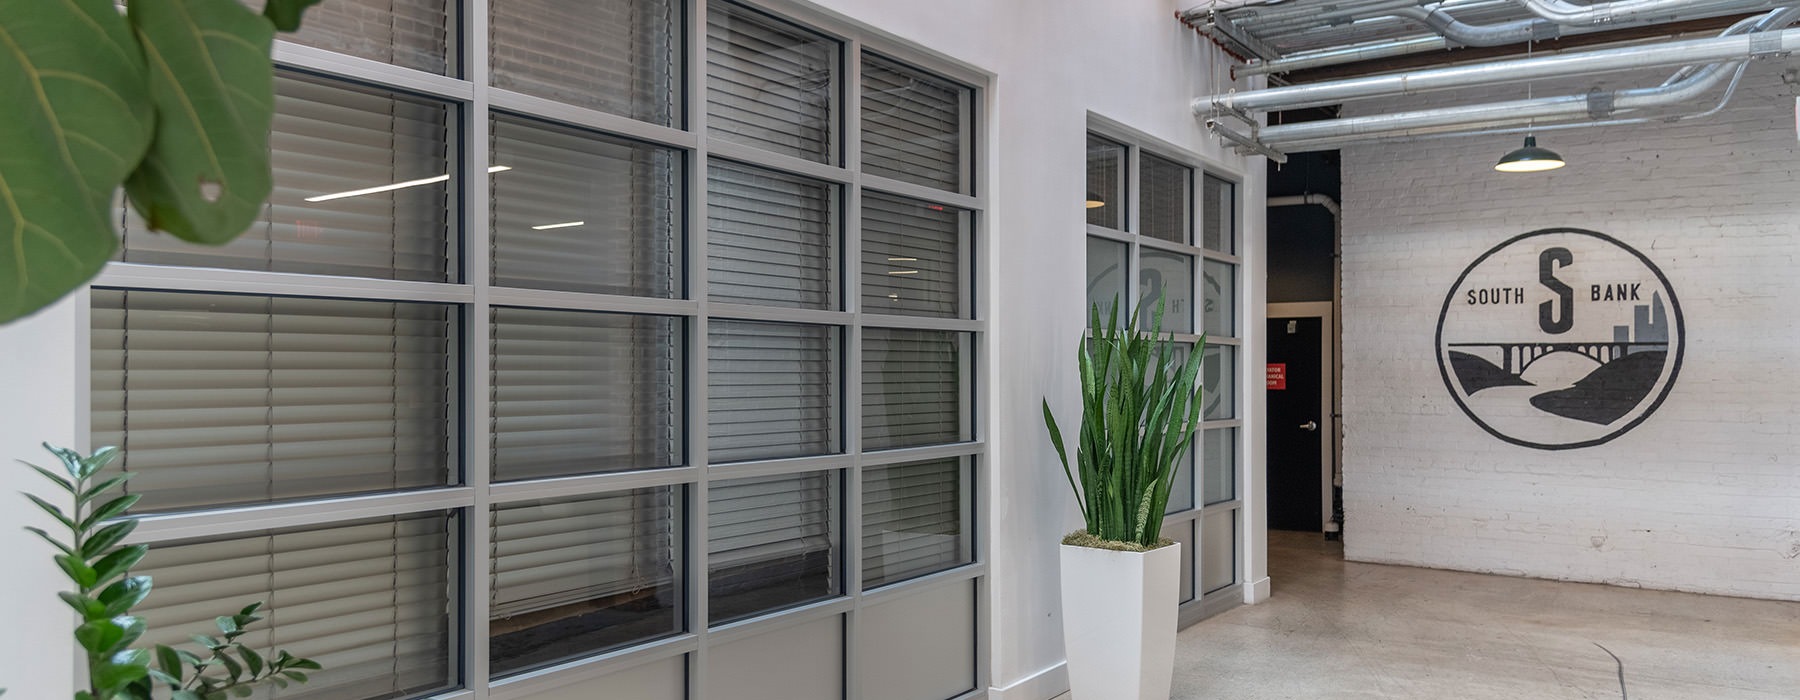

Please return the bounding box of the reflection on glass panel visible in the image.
[1139,153,1192,244]
[491,308,684,481]
[490,489,682,676]
[118,74,453,281]
[708,4,839,162]
[708,321,841,463]
[1203,259,1236,337]
[1203,344,1236,421]
[862,193,966,318]
[1085,135,1126,229]
[137,513,457,700]
[864,459,971,589]
[491,0,679,125]
[1139,249,1195,334]
[1203,174,1236,254]
[1203,427,1237,506]
[862,54,970,193]
[1202,508,1236,594]
[708,162,838,309]
[1085,237,1129,322]
[92,291,455,513]
[491,115,682,297]
[863,329,967,451]
[1165,450,1195,514]
[274,0,450,74]
[710,471,841,624]
[1161,519,1195,604]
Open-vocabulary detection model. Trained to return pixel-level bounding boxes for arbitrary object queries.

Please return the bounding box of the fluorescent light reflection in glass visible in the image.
[305,165,512,202]
[531,221,585,230]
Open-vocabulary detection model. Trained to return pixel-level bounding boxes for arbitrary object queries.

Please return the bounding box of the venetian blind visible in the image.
[1139,152,1192,244]
[117,73,452,282]
[707,471,838,622]
[706,2,836,162]
[490,307,683,482]
[276,0,451,74]
[135,513,455,700]
[490,488,679,620]
[861,54,966,193]
[862,459,965,589]
[860,192,963,319]
[707,161,837,309]
[489,0,678,125]
[862,328,963,451]
[707,320,840,463]
[90,290,455,513]
[490,115,681,297]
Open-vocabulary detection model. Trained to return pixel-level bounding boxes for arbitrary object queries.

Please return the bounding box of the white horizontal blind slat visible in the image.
[490,489,678,618]
[708,471,835,594]
[862,459,964,588]
[862,328,962,451]
[860,54,965,193]
[860,193,963,319]
[706,3,836,162]
[707,162,837,309]
[268,0,450,74]
[490,115,682,297]
[136,513,455,700]
[91,290,455,513]
[489,0,678,125]
[491,307,683,481]
[707,320,839,463]
[117,74,452,283]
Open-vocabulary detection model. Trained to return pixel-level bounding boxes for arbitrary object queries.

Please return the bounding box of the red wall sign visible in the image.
[1267,363,1287,390]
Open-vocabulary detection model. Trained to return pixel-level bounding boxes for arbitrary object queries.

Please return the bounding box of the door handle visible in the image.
[1299,421,1318,432]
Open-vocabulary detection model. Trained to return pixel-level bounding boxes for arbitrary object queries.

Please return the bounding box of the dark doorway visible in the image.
[1267,316,1324,532]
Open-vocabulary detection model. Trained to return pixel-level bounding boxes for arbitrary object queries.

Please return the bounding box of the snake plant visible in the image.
[1043,299,1205,548]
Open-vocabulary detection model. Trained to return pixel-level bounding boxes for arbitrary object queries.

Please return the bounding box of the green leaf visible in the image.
[25,526,76,557]
[156,644,184,679]
[261,0,323,31]
[24,493,75,531]
[280,671,308,682]
[123,0,275,245]
[74,616,132,654]
[23,461,74,492]
[286,657,320,670]
[0,0,154,323]
[239,646,264,676]
[79,472,134,506]
[89,543,147,587]
[80,446,121,479]
[97,574,153,616]
[216,651,243,682]
[81,492,141,530]
[230,685,253,698]
[55,553,98,588]
[238,601,262,617]
[215,615,239,635]
[58,590,106,619]
[91,652,149,694]
[191,634,223,650]
[82,519,138,559]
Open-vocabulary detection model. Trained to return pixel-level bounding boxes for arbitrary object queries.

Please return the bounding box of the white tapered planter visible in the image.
[1060,541,1181,700]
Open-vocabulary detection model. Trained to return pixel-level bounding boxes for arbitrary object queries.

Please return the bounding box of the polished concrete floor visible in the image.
[1144,531,1800,699]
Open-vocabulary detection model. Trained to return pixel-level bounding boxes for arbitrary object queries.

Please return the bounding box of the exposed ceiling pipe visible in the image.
[1234,0,1780,75]
[1197,23,1800,112]
[1516,0,1741,24]
[1254,7,1797,150]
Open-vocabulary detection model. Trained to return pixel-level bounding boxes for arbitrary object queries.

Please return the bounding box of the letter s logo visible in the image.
[1538,247,1574,334]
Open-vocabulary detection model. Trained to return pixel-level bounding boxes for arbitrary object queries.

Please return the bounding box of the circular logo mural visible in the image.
[1436,228,1684,450]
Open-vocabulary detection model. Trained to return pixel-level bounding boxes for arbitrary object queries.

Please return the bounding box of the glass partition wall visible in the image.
[1084,129,1244,621]
[91,2,985,698]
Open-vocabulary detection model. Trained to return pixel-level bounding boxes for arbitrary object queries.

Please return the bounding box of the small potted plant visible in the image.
[1043,299,1203,700]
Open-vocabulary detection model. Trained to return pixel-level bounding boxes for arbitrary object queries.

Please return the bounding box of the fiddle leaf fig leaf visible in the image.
[124,0,275,245]
[0,0,154,324]
[261,0,323,32]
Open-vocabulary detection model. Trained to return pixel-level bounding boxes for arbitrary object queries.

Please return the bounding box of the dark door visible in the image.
[1266,316,1323,532]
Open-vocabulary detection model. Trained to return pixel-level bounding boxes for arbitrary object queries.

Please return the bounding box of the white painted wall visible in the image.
[0,3,1266,698]
[801,2,1265,696]
[1340,66,1800,601]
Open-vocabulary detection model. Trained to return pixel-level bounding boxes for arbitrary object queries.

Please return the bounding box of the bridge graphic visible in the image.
[1446,341,1669,376]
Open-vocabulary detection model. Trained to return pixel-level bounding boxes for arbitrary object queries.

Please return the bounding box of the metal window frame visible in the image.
[93,0,989,698]
[1082,119,1247,626]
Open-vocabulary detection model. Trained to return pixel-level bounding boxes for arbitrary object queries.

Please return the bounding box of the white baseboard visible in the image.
[988,660,1068,700]
[1244,576,1271,604]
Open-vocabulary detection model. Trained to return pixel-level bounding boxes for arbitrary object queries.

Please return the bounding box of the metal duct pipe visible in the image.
[1197,24,1800,112]
[1258,7,1798,150]
[1517,0,1737,24]
[1234,0,1782,76]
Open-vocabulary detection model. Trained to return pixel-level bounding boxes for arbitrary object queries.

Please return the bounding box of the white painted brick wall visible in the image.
[1339,65,1800,600]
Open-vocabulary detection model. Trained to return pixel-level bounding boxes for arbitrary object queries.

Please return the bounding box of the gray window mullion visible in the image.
[465,0,495,689]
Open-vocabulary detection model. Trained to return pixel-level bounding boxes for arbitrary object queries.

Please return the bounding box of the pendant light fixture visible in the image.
[1494,40,1566,173]
[1085,191,1106,209]
[1494,136,1566,172]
